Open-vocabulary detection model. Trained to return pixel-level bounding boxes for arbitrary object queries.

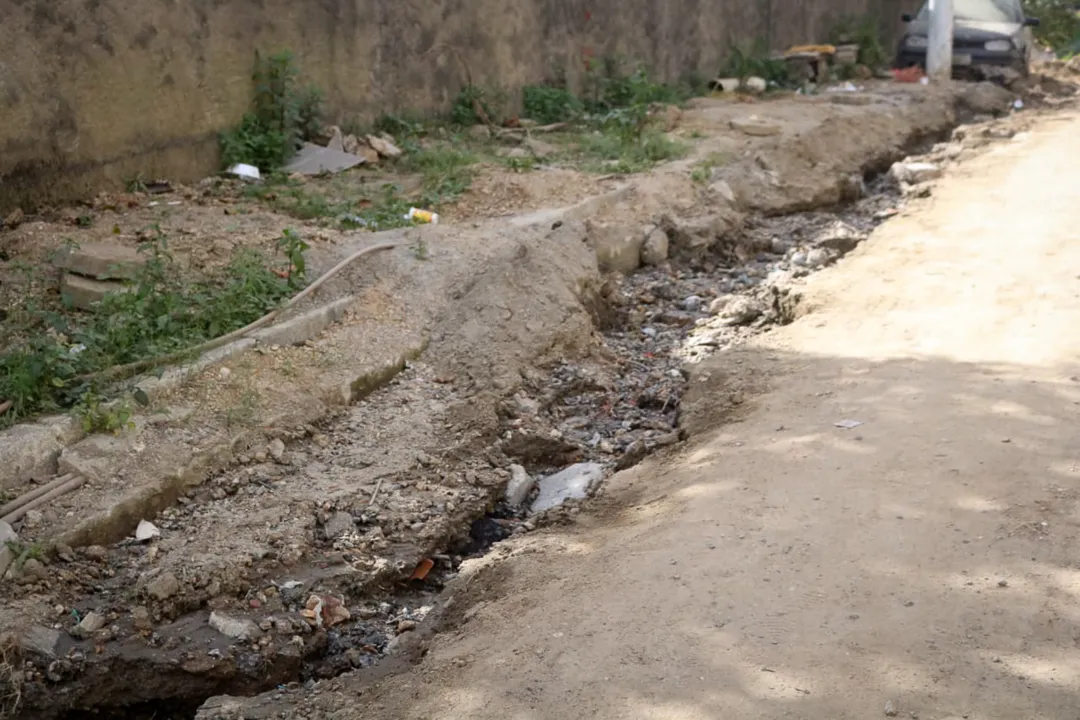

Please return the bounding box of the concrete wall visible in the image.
[0,0,915,211]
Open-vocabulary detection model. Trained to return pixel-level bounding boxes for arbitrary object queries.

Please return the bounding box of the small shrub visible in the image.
[73,390,134,435]
[523,85,583,124]
[451,85,506,126]
[220,50,324,171]
[723,39,790,87]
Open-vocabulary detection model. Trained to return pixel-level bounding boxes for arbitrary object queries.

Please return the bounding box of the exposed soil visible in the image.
[0,72,1075,719]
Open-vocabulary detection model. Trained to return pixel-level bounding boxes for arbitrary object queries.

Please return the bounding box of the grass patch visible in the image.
[0,229,306,429]
[572,130,688,174]
[523,85,584,124]
[241,141,481,228]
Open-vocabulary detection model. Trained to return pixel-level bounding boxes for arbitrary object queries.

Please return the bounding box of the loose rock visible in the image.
[209,611,262,641]
[75,611,107,637]
[640,227,670,266]
[505,464,536,506]
[267,438,286,463]
[366,134,402,159]
[144,571,180,601]
[323,511,355,540]
[958,81,1013,115]
[132,606,154,631]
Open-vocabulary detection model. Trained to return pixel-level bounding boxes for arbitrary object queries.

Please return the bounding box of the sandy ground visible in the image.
[240,109,1080,719]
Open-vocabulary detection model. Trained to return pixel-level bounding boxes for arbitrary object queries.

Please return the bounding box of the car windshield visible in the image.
[916,0,1022,22]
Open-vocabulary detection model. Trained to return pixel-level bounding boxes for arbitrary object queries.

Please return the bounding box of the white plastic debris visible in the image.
[135,520,161,541]
[834,419,864,430]
[227,163,261,181]
[827,81,860,92]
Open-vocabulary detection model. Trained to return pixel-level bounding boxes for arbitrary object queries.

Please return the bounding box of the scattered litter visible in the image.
[742,76,767,93]
[827,81,860,92]
[135,520,160,542]
[410,558,435,581]
[888,161,941,185]
[284,142,365,176]
[1013,98,1024,110]
[709,77,741,93]
[884,699,898,716]
[340,214,374,229]
[834,419,864,430]
[405,208,439,225]
[919,76,930,85]
[892,67,925,84]
[227,164,261,182]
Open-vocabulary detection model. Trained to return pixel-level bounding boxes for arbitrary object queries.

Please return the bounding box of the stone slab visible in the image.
[58,242,144,280]
[61,273,128,310]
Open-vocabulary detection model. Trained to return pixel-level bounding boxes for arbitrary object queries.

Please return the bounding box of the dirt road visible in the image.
[233,108,1080,720]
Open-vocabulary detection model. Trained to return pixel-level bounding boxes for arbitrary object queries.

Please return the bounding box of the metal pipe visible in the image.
[0,474,74,518]
[1,475,85,525]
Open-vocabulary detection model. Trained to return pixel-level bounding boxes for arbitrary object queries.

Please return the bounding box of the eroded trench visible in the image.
[8,126,964,720]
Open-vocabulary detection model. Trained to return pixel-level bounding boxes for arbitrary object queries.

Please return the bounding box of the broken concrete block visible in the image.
[0,415,81,492]
[530,463,605,514]
[60,274,128,310]
[58,242,144,280]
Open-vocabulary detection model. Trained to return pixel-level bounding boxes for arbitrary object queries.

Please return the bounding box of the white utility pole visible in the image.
[926,0,954,81]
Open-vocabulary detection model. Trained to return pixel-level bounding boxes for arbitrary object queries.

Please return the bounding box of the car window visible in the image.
[915,0,1022,22]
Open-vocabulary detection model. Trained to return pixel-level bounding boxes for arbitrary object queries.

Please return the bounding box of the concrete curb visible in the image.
[0,187,638,496]
[54,337,428,549]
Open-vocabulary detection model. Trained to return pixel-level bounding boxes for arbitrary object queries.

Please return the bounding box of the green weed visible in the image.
[503,156,538,173]
[576,130,687,174]
[451,85,506,126]
[829,16,888,69]
[220,50,324,171]
[523,85,583,124]
[1022,0,1080,53]
[73,390,135,435]
[722,39,790,86]
[0,228,304,428]
[124,173,148,193]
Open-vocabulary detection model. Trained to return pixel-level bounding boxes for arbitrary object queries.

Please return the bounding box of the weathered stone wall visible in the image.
[0,0,916,211]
